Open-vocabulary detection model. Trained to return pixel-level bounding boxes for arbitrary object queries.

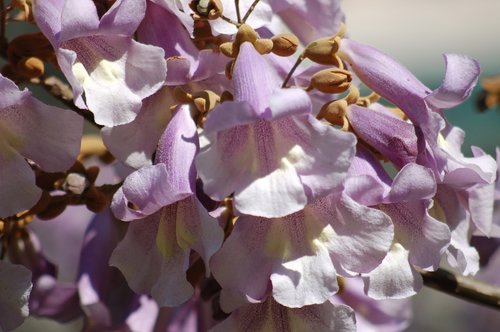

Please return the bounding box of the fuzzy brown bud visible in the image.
[271,33,299,57]
[318,100,348,127]
[310,68,352,94]
[17,57,44,78]
[235,24,258,46]
[304,36,342,65]
[219,42,236,57]
[254,39,274,55]
[192,90,220,113]
[191,0,223,20]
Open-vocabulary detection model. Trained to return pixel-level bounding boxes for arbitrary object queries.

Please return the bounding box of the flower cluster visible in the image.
[0,0,498,331]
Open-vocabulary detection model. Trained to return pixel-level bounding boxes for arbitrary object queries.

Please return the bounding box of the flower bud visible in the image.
[235,24,258,46]
[318,100,348,127]
[310,68,352,94]
[253,39,273,55]
[271,33,299,57]
[192,90,220,113]
[219,42,236,57]
[17,56,44,78]
[304,36,342,65]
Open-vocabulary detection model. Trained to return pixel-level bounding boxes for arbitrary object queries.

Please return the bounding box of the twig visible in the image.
[242,0,260,23]
[220,15,241,27]
[235,0,241,23]
[420,268,500,310]
[282,54,305,88]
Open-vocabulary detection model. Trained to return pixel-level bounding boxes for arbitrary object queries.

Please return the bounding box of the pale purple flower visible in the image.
[0,74,82,217]
[210,190,393,310]
[33,0,167,126]
[111,105,223,306]
[196,42,356,218]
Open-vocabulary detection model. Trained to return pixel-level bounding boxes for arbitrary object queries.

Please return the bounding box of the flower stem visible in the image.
[235,0,241,23]
[282,54,305,88]
[420,268,500,310]
[242,0,260,23]
[220,15,241,28]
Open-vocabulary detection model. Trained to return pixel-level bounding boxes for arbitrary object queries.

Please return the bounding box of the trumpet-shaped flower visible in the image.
[196,42,356,218]
[33,0,167,126]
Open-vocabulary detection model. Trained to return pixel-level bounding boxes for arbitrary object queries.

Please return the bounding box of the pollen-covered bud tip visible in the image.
[63,173,89,195]
[310,68,352,94]
[271,33,299,56]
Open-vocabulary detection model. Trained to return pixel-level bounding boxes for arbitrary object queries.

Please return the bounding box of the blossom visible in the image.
[111,105,224,306]
[0,74,82,217]
[33,0,167,126]
[196,42,356,218]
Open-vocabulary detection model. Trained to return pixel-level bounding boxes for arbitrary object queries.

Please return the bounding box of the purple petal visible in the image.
[60,35,166,126]
[99,0,146,36]
[0,261,32,331]
[60,0,100,41]
[309,193,394,275]
[425,54,480,109]
[110,208,193,307]
[102,87,175,168]
[32,0,64,46]
[386,163,436,203]
[363,244,423,299]
[2,97,82,172]
[0,150,41,217]
[347,104,418,168]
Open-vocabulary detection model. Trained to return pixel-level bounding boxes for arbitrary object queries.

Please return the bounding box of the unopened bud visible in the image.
[304,36,342,65]
[219,42,236,57]
[192,90,220,113]
[318,100,348,127]
[254,39,273,55]
[174,87,193,103]
[310,68,352,94]
[17,57,44,78]
[271,33,299,57]
[235,24,258,46]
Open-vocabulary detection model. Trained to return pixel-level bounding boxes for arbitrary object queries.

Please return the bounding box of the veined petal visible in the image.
[0,261,32,331]
[363,243,423,300]
[110,208,193,307]
[61,35,166,126]
[211,298,356,332]
[1,98,82,172]
[347,105,418,168]
[102,87,175,169]
[60,0,100,41]
[308,193,394,275]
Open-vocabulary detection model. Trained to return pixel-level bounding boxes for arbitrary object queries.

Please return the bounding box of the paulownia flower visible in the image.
[0,74,82,218]
[111,105,224,306]
[196,42,356,218]
[33,0,167,126]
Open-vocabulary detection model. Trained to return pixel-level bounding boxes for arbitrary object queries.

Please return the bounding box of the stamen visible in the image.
[242,0,261,23]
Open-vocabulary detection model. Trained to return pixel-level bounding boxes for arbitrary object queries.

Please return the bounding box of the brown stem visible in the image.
[242,0,260,23]
[220,15,241,28]
[235,0,241,23]
[420,268,500,310]
[282,54,305,88]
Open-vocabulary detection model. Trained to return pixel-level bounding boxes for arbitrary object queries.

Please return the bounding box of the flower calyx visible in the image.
[174,87,222,126]
[309,68,352,94]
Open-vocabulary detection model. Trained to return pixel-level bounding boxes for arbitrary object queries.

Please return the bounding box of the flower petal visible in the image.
[99,0,146,36]
[0,261,32,331]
